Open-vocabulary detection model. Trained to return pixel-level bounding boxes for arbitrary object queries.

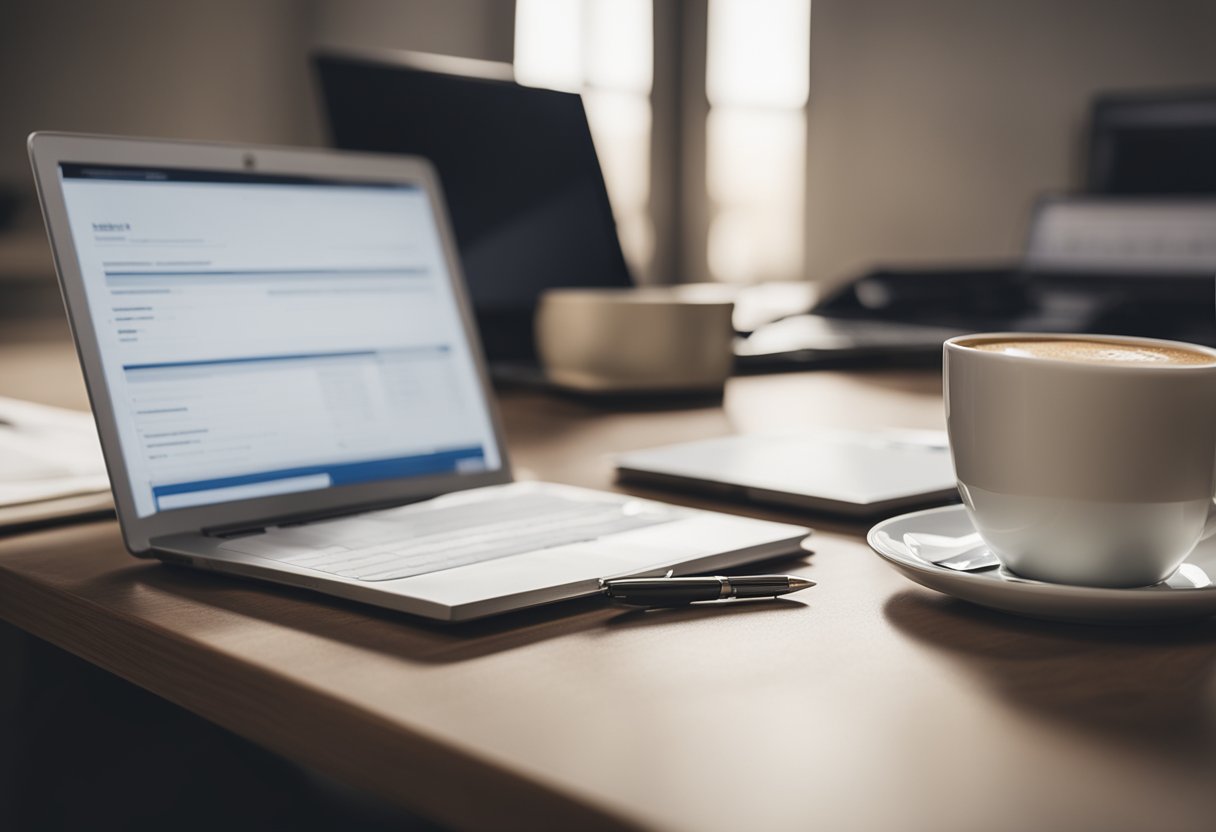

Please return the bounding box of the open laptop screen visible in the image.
[57,163,503,518]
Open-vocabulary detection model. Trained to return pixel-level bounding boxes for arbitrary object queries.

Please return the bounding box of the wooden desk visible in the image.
[2,339,1216,832]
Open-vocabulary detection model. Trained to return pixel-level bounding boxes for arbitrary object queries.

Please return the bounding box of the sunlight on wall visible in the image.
[707,0,811,283]
[514,0,654,278]
[516,0,811,284]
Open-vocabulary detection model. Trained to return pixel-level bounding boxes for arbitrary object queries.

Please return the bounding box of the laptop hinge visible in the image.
[203,523,267,540]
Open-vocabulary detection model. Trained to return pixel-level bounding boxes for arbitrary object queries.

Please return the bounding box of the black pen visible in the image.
[601,574,815,607]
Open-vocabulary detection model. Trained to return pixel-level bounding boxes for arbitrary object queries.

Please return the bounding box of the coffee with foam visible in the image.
[967,338,1216,367]
[946,332,1216,587]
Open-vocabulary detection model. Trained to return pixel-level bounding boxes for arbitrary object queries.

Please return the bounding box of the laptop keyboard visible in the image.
[219,490,680,582]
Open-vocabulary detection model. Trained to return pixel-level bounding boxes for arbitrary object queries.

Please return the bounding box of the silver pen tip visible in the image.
[787,577,816,592]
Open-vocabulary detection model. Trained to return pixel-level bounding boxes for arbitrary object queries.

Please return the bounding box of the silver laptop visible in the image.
[29,132,807,621]
[616,430,959,518]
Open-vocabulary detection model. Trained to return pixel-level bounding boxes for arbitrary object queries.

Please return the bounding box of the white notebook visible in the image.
[616,429,959,518]
[0,397,109,508]
[0,396,112,531]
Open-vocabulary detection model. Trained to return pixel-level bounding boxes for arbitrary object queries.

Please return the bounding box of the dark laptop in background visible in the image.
[314,49,634,374]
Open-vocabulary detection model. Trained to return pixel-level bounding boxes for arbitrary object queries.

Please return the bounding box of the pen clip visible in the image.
[599,567,676,590]
[599,567,677,598]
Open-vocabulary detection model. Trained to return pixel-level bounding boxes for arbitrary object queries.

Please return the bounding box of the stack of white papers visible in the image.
[0,396,110,508]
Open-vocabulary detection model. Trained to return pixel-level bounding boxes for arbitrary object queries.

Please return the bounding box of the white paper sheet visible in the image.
[0,396,110,507]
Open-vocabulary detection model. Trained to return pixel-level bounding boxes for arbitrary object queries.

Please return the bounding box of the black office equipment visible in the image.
[1088,89,1216,195]
[738,195,1216,367]
[1019,195,1216,345]
[812,265,1033,329]
[314,49,634,366]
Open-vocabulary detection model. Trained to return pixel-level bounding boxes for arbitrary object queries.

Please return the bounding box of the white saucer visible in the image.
[867,504,1216,623]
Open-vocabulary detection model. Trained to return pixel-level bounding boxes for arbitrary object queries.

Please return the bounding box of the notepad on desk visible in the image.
[0,396,112,531]
[615,429,960,518]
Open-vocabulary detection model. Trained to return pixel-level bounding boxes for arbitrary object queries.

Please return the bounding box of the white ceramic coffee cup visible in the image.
[944,332,1216,587]
[535,288,734,393]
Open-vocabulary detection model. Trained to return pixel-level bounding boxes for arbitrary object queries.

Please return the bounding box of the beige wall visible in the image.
[804,0,1216,290]
[0,0,316,225]
[0,0,514,229]
[311,0,515,62]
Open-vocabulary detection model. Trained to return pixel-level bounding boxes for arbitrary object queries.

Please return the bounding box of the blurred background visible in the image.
[1,0,1214,332]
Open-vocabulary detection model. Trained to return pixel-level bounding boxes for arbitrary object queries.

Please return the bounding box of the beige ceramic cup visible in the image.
[944,333,1216,587]
[535,288,735,393]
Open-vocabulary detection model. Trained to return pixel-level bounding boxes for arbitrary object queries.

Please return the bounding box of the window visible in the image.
[515,0,655,279]
[515,0,812,285]
[706,0,811,283]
